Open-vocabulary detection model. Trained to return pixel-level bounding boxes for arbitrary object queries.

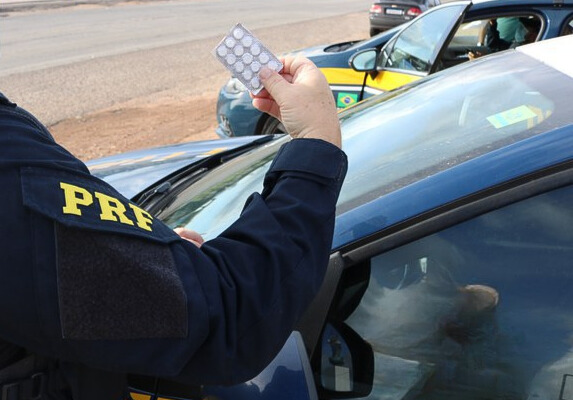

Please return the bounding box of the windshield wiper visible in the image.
[133,134,278,206]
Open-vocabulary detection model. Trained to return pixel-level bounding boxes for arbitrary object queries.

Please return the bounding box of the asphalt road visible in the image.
[1,0,372,125]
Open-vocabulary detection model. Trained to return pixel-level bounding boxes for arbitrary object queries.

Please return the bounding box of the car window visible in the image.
[438,14,542,70]
[378,4,467,73]
[155,51,573,241]
[337,184,573,400]
[337,51,573,214]
[561,16,573,35]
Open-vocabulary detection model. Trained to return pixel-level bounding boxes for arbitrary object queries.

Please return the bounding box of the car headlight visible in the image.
[223,77,247,95]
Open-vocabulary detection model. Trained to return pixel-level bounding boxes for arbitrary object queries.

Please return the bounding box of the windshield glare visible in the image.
[157,51,572,240]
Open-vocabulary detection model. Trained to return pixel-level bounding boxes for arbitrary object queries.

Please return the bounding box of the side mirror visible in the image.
[313,321,374,399]
[349,49,378,72]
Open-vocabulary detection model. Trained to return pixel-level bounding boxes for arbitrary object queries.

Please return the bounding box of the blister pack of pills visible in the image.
[213,23,283,95]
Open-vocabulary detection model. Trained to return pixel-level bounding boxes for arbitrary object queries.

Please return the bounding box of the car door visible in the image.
[318,176,573,399]
[362,2,471,97]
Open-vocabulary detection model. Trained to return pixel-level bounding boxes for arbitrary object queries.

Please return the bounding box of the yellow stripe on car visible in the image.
[320,67,365,85]
[366,69,422,92]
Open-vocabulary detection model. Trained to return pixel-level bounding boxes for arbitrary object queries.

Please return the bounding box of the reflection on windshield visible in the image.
[156,51,572,240]
[337,51,569,213]
[158,143,280,239]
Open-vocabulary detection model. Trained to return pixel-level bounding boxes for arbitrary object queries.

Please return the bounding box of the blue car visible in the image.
[215,0,573,138]
[89,35,573,400]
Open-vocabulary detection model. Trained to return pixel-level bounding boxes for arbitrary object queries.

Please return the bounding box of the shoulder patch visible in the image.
[21,166,179,244]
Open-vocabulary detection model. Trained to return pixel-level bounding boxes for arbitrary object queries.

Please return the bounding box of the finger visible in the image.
[183,238,203,248]
[251,87,271,100]
[174,227,205,246]
[258,67,290,102]
[252,97,281,120]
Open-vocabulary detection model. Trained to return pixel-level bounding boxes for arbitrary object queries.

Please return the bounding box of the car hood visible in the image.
[86,135,263,199]
[282,40,363,58]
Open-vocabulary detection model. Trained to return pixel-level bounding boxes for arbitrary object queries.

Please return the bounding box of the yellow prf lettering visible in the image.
[60,182,93,216]
[128,203,154,231]
[94,192,135,226]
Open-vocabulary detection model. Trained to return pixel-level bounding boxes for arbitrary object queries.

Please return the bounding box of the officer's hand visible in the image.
[251,56,342,149]
[174,227,204,248]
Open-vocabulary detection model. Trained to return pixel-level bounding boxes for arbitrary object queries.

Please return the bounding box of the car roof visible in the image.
[463,0,572,7]
[517,34,573,77]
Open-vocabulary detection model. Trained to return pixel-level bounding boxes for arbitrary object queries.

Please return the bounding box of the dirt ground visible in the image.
[46,13,371,162]
[49,93,220,161]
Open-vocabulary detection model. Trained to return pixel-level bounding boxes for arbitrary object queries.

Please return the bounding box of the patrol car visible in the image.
[215,0,573,137]
[89,35,573,400]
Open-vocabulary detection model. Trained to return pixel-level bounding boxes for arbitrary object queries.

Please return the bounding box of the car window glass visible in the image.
[561,16,573,35]
[378,4,466,72]
[156,52,573,241]
[337,51,573,214]
[438,15,542,70]
[340,184,573,400]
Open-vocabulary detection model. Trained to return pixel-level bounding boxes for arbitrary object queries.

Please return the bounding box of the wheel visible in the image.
[260,116,286,135]
[370,28,380,37]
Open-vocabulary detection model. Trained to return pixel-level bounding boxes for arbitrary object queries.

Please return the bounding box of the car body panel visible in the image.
[87,135,263,199]
[90,36,573,400]
[334,123,573,249]
[130,332,317,400]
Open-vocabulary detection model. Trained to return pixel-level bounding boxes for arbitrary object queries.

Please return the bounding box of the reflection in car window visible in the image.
[337,51,573,213]
[561,16,573,35]
[379,4,466,72]
[342,184,573,400]
[156,51,573,241]
[158,143,280,238]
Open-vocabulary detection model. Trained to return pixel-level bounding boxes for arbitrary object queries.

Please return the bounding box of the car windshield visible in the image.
[156,50,573,240]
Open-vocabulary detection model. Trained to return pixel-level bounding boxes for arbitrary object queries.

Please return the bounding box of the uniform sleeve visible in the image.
[5,127,347,386]
[176,138,348,384]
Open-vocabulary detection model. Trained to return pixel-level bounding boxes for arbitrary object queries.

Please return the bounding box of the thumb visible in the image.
[259,67,288,100]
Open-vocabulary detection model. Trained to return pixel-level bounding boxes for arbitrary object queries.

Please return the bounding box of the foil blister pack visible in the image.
[213,23,283,95]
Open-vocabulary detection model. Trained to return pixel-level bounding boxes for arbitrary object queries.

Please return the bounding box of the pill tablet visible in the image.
[213,23,283,95]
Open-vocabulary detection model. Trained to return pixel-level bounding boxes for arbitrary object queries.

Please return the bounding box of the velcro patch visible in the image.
[20,167,178,244]
[56,224,187,340]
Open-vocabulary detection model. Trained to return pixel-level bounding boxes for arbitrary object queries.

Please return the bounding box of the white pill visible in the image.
[250,61,261,72]
[251,77,261,89]
[234,61,245,73]
[217,45,228,57]
[242,69,253,80]
[225,37,236,48]
[242,53,253,65]
[241,35,253,47]
[267,60,279,70]
[232,27,244,39]
[225,54,236,65]
[250,43,261,56]
[234,45,244,56]
[259,52,270,64]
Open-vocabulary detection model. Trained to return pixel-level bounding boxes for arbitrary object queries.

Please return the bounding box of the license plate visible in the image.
[385,8,404,15]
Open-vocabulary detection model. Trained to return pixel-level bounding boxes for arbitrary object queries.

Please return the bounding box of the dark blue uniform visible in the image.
[0,93,347,399]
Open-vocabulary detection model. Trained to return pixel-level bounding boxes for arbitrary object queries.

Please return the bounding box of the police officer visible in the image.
[0,55,346,399]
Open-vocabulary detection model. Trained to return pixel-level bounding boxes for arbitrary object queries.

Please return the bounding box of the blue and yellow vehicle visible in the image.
[215,0,573,137]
